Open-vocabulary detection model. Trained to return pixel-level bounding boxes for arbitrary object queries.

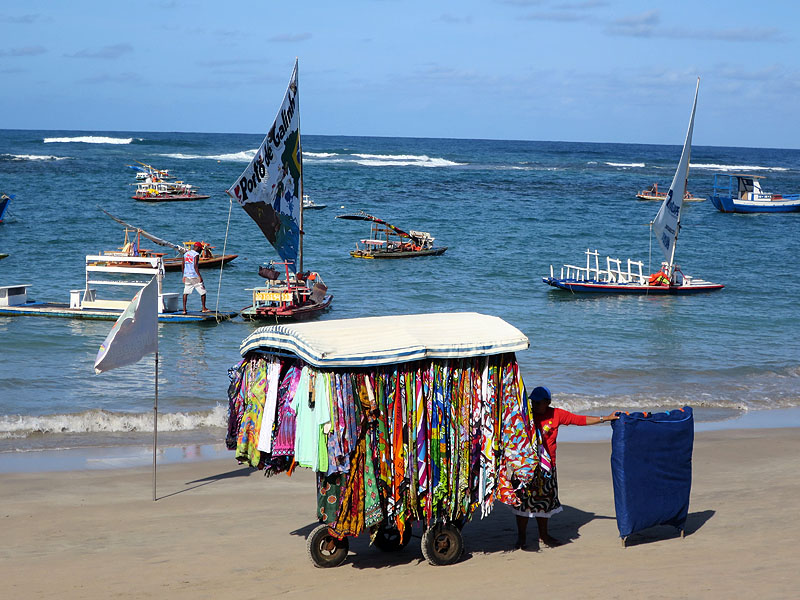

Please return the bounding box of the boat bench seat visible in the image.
[82,299,131,310]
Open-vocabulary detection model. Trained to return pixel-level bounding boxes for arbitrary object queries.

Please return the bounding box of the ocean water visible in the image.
[1,129,799,455]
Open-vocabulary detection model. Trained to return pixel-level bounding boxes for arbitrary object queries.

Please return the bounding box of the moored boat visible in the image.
[708,173,800,213]
[131,180,210,202]
[100,209,238,271]
[636,183,700,201]
[0,255,235,322]
[226,59,332,321]
[0,193,12,222]
[336,211,447,259]
[544,79,723,296]
[302,194,327,210]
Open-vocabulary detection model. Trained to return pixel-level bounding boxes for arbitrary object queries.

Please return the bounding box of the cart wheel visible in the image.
[374,524,412,552]
[307,524,349,568]
[421,523,464,566]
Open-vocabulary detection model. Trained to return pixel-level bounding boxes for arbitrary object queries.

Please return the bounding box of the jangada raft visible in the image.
[336,212,447,259]
[544,78,723,295]
[226,313,547,567]
[226,59,332,321]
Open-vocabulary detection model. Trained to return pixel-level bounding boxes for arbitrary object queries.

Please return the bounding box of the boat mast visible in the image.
[296,57,304,274]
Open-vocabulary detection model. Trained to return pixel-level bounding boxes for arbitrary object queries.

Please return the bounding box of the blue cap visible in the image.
[530,386,551,403]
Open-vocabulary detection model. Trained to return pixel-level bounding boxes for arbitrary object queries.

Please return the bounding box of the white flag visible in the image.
[94,276,158,374]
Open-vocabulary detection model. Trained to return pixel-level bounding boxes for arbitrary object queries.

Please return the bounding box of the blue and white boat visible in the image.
[0,193,12,223]
[708,174,800,213]
[543,79,724,296]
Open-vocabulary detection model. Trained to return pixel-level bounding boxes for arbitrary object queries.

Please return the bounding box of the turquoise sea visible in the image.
[1,129,798,461]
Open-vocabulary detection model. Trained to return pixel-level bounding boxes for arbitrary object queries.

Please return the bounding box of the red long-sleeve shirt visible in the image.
[533,407,588,464]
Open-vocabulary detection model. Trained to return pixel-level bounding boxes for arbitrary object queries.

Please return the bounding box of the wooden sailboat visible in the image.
[99,209,238,271]
[227,59,332,321]
[543,79,723,295]
[336,211,447,258]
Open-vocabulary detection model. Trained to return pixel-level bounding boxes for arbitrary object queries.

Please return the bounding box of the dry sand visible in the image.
[1,427,798,599]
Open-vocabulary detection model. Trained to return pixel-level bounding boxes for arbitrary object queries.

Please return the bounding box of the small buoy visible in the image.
[340,205,345,209]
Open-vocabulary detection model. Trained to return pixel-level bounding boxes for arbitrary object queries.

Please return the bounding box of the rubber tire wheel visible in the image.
[307,524,349,568]
[421,523,464,566]
[374,524,412,552]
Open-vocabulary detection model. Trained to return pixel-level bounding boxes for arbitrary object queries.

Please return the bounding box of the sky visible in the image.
[1,0,798,147]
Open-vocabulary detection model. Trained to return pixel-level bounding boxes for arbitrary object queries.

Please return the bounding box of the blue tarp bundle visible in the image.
[610,406,694,538]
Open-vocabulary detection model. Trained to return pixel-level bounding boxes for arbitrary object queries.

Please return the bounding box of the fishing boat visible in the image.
[636,183,700,202]
[708,174,800,213]
[302,194,327,210]
[0,254,235,322]
[131,179,210,202]
[100,208,238,271]
[544,79,723,295]
[226,59,332,321]
[336,211,447,259]
[128,161,173,181]
[0,193,12,223]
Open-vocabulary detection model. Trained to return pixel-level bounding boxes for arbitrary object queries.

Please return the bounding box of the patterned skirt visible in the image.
[510,465,563,519]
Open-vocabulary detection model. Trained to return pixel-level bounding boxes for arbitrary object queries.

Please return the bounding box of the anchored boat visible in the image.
[336,211,447,259]
[226,59,332,321]
[708,173,800,213]
[0,254,235,322]
[636,183,699,202]
[544,78,723,295]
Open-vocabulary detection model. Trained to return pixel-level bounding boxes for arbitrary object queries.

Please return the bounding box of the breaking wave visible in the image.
[43,136,136,144]
[1,153,70,161]
[690,163,789,172]
[0,405,227,440]
[160,149,258,162]
[605,162,645,168]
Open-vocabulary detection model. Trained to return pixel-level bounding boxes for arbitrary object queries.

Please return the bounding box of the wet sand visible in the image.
[1,427,797,599]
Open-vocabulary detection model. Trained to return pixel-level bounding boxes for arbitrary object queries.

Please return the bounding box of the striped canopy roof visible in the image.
[239,312,529,367]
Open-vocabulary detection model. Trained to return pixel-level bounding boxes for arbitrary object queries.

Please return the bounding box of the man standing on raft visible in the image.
[182,241,209,314]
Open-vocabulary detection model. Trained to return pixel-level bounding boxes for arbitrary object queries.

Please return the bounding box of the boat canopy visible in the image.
[239,312,529,367]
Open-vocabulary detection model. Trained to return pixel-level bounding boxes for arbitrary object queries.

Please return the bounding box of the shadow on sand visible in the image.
[620,509,716,548]
[288,503,614,569]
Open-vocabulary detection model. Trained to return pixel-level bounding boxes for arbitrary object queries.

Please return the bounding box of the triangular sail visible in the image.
[652,78,699,272]
[227,59,301,271]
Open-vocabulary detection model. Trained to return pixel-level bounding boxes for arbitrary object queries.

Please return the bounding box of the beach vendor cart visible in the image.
[226,312,543,567]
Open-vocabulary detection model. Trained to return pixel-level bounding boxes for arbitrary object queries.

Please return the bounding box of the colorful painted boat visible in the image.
[227,60,333,321]
[336,211,447,259]
[708,174,800,213]
[544,79,723,296]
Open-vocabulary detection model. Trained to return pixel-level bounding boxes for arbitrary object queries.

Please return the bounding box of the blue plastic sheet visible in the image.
[610,407,694,538]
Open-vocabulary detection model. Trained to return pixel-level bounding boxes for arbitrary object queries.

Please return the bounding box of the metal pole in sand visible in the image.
[153,351,158,501]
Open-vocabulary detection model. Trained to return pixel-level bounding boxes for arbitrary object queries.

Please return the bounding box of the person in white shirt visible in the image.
[182,241,209,314]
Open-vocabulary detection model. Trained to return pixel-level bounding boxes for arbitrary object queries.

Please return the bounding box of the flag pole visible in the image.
[153,351,158,501]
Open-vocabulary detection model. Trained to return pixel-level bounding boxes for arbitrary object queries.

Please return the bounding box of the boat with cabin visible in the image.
[226,59,332,321]
[544,79,724,295]
[336,212,447,259]
[708,174,800,213]
[132,179,210,202]
[302,194,327,210]
[636,183,699,202]
[0,254,235,322]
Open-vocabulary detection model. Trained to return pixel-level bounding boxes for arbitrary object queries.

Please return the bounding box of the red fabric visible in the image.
[534,407,588,464]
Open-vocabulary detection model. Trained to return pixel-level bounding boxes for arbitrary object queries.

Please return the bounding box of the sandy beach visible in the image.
[1,427,797,599]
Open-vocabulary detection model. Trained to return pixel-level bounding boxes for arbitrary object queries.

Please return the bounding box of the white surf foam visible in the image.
[0,405,227,439]
[160,149,258,162]
[2,154,70,161]
[43,136,135,144]
[606,162,645,168]
[690,163,789,172]
[304,152,338,158]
